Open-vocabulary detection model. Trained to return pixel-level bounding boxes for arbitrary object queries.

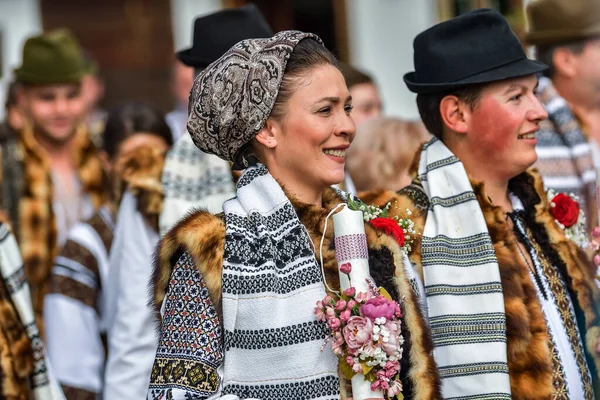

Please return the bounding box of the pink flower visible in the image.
[323,295,333,306]
[340,309,351,323]
[356,291,371,302]
[347,299,357,309]
[315,303,326,322]
[343,287,356,297]
[352,362,364,373]
[342,316,373,350]
[382,320,401,355]
[340,262,352,275]
[329,318,341,331]
[387,380,403,397]
[592,240,600,252]
[326,307,336,320]
[335,300,347,311]
[332,332,344,355]
[360,296,397,322]
[593,227,600,238]
[594,254,600,267]
[346,356,354,366]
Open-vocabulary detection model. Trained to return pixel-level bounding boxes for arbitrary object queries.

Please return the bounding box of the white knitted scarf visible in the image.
[220,164,340,400]
[418,138,511,399]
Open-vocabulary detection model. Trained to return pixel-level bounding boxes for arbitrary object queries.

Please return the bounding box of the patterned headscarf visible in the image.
[186,30,323,168]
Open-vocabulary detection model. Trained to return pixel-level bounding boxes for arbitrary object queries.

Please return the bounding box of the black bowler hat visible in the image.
[404,9,547,94]
[177,4,273,68]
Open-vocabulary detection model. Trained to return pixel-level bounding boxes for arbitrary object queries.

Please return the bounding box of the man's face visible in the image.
[463,75,548,180]
[172,61,194,109]
[19,83,85,145]
[349,82,383,127]
[571,37,600,108]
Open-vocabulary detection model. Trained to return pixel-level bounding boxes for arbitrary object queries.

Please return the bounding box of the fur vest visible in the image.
[152,187,442,400]
[117,145,166,231]
[0,124,108,335]
[361,166,600,399]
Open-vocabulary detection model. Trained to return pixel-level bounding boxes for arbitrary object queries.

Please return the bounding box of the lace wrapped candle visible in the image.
[333,204,384,399]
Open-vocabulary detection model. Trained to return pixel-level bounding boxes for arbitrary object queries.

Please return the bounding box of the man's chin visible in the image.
[38,128,78,146]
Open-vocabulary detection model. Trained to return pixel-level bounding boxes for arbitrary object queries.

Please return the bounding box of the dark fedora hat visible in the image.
[177,4,273,68]
[404,9,547,94]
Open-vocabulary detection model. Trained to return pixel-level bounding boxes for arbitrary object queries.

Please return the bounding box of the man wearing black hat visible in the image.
[102,5,273,400]
[369,8,600,399]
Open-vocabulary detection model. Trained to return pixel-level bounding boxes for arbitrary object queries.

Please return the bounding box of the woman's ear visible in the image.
[440,95,469,135]
[255,119,279,149]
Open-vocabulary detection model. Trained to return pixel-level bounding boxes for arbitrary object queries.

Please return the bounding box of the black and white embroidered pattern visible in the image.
[221,376,340,400]
[162,134,235,201]
[220,164,339,399]
[187,31,323,164]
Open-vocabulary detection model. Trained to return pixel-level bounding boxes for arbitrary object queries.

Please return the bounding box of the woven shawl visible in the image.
[159,134,235,236]
[0,224,64,399]
[418,138,511,399]
[221,164,339,400]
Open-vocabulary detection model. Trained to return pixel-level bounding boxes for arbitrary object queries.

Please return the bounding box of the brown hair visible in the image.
[239,38,338,164]
[268,38,338,121]
[536,39,588,79]
[338,62,374,88]
[416,85,483,139]
[346,117,431,192]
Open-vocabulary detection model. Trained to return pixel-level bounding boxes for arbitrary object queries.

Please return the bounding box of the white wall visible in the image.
[170,0,222,53]
[0,0,42,118]
[346,0,438,120]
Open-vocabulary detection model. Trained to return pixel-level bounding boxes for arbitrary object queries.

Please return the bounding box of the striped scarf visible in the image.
[533,76,596,228]
[0,223,64,399]
[159,134,236,236]
[418,138,511,399]
[221,164,340,400]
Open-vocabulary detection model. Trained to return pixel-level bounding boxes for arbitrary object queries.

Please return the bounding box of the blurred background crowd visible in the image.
[0,0,598,399]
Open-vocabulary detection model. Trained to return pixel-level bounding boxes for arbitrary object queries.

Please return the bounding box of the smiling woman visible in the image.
[146,31,441,400]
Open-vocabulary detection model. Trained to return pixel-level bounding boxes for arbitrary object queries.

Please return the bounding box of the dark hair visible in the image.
[4,81,19,111]
[536,39,587,79]
[269,38,339,121]
[102,101,173,159]
[416,85,483,139]
[338,62,374,88]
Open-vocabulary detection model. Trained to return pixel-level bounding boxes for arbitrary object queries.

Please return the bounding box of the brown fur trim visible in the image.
[377,162,600,398]
[152,210,225,321]
[17,123,107,335]
[0,280,32,398]
[152,187,442,398]
[118,145,166,231]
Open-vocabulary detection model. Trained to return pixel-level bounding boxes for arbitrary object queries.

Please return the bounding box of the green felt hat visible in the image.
[14,29,90,85]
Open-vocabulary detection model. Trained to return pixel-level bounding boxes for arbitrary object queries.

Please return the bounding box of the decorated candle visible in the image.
[333,204,384,400]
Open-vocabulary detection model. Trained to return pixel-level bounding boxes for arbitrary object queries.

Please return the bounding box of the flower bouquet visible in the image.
[315,262,405,399]
[547,189,587,248]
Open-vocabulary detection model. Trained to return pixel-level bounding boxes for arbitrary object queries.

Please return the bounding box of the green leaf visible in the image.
[361,362,374,376]
[339,359,355,380]
[379,286,393,300]
[396,393,404,400]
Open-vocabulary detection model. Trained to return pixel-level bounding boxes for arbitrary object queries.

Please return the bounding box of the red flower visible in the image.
[370,217,405,246]
[551,193,580,228]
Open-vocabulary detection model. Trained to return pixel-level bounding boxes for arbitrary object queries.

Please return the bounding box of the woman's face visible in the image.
[265,64,355,194]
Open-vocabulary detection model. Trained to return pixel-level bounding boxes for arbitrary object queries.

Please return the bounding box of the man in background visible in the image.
[526,0,600,230]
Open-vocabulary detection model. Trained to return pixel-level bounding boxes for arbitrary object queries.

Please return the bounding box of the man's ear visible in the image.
[255,118,279,149]
[440,95,469,135]
[553,46,579,78]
